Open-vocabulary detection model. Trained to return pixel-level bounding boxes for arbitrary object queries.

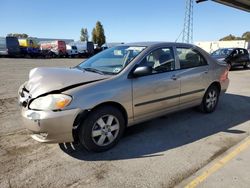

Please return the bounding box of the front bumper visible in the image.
[21,108,81,143]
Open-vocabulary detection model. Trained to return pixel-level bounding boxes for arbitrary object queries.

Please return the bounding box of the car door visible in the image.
[240,49,249,63]
[235,49,244,64]
[230,49,240,64]
[175,47,209,106]
[132,47,181,121]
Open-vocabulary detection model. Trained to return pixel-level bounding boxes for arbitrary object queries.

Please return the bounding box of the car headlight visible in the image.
[29,94,72,111]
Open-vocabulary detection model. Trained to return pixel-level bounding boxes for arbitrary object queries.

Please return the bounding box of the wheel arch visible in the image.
[90,101,128,126]
[207,81,221,94]
[72,101,128,143]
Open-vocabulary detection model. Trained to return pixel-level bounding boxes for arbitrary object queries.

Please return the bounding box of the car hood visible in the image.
[25,67,110,98]
[211,55,227,60]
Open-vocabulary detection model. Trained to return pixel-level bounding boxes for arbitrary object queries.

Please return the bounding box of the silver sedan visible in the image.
[18,42,230,152]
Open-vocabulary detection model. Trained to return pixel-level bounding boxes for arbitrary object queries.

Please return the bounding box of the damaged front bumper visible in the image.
[21,108,81,143]
[18,83,82,143]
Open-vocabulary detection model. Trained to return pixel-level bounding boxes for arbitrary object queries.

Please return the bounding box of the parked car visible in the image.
[40,40,67,57]
[211,48,250,69]
[18,42,230,152]
[0,36,20,57]
[66,44,78,57]
[18,38,40,57]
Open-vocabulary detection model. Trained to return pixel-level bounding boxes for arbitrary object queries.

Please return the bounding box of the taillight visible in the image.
[220,67,229,82]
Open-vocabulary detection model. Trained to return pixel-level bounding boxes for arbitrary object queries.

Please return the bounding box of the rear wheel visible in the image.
[200,85,219,113]
[244,62,249,69]
[78,106,125,152]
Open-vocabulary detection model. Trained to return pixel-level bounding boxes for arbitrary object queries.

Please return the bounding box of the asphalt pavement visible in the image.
[0,58,249,188]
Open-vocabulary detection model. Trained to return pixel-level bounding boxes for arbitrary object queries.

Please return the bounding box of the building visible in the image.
[195,40,250,53]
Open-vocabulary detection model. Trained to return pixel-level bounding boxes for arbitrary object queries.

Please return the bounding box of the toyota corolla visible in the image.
[18,42,229,152]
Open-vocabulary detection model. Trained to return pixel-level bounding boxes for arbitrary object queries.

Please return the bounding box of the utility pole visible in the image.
[182,0,194,43]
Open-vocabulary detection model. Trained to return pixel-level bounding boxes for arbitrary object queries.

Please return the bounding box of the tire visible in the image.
[78,106,125,152]
[244,62,249,69]
[200,85,220,113]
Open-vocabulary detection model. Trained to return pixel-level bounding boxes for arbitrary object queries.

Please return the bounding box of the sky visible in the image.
[0,0,249,43]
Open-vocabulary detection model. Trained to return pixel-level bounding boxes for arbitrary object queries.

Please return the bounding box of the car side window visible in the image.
[232,50,238,57]
[140,47,175,73]
[176,47,207,69]
[240,49,247,55]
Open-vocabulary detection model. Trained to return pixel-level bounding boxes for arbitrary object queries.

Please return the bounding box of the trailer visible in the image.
[18,38,40,57]
[40,40,67,57]
[101,42,124,50]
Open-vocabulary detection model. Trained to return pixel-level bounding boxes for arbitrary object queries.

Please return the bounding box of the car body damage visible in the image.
[24,67,110,98]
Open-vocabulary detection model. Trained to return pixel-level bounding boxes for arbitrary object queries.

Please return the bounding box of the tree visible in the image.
[92,21,106,47]
[242,32,250,41]
[92,28,97,44]
[7,33,28,38]
[80,28,89,42]
[219,32,250,41]
[219,34,238,41]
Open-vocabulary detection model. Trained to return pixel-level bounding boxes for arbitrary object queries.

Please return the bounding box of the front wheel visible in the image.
[200,85,219,113]
[78,106,125,152]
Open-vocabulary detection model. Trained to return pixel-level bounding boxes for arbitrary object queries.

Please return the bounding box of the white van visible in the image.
[70,41,94,56]
[66,44,78,57]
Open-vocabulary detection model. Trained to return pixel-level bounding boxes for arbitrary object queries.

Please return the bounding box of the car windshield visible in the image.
[77,46,146,75]
[211,48,233,56]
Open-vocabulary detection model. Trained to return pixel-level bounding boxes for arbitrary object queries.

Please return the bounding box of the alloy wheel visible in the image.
[206,90,217,110]
[91,115,120,146]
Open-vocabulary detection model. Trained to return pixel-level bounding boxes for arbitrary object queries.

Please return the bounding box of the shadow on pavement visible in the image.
[59,93,250,161]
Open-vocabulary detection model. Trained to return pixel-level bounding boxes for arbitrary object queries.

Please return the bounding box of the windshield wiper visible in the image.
[83,67,105,75]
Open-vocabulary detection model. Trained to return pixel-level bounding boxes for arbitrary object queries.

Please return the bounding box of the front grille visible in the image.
[22,101,28,107]
[19,87,31,108]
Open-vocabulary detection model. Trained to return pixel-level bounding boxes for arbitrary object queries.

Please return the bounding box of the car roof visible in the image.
[119,41,195,48]
[218,47,246,50]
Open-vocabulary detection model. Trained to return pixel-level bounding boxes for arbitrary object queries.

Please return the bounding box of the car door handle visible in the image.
[204,71,208,74]
[171,75,179,80]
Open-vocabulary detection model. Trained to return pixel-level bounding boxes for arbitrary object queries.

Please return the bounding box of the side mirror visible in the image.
[133,66,152,77]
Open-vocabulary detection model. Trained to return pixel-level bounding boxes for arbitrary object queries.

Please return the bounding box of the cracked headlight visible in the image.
[29,94,72,111]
